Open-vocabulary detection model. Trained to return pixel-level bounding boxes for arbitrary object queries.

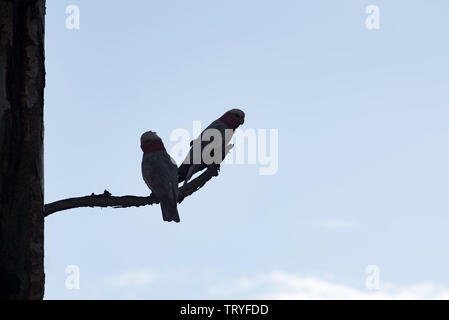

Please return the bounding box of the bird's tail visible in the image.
[160,201,180,223]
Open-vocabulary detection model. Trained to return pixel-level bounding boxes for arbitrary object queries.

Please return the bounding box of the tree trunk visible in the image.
[0,0,45,300]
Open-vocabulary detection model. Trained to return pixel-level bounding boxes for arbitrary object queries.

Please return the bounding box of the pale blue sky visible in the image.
[43,0,449,299]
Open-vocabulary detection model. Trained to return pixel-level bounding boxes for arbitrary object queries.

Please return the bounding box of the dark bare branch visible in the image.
[44,165,221,217]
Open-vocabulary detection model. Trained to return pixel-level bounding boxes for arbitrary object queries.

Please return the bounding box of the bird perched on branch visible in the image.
[141,131,180,223]
[178,109,245,184]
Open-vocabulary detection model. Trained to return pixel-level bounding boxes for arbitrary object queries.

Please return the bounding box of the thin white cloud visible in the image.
[85,268,449,300]
[219,271,449,300]
[107,268,155,287]
[318,220,356,229]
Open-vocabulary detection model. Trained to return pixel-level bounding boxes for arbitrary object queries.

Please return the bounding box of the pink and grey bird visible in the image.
[178,109,245,184]
[141,131,180,223]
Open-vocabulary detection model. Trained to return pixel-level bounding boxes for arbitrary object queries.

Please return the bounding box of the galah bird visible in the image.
[141,131,180,223]
[178,108,245,184]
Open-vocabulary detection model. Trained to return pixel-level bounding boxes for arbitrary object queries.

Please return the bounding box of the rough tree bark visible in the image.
[0,0,45,299]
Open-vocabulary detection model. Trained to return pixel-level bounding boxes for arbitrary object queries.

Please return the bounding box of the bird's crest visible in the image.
[140,131,161,144]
